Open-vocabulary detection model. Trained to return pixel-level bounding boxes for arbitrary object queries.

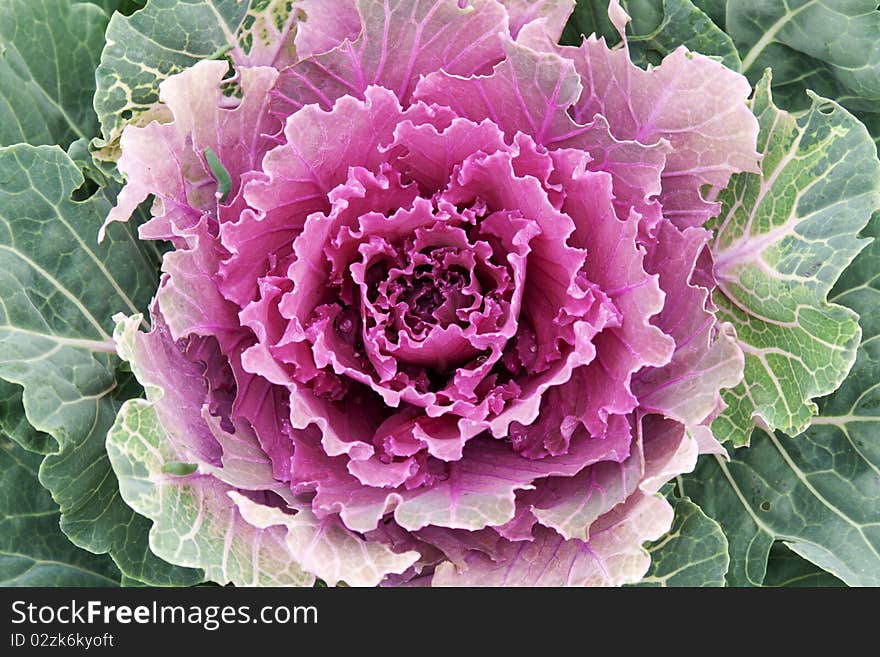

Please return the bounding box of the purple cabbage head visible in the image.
[105,0,759,585]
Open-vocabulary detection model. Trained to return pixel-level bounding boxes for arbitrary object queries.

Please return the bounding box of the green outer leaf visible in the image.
[0,144,202,586]
[710,73,880,445]
[763,543,845,587]
[561,0,740,70]
[561,0,618,44]
[683,212,880,586]
[690,0,724,28]
[0,0,108,148]
[718,0,880,169]
[92,0,299,158]
[0,379,53,454]
[76,0,146,16]
[634,498,729,587]
[683,426,880,586]
[727,0,880,117]
[1,436,121,586]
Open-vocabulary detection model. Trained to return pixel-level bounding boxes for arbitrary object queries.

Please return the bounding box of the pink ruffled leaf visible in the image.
[231,492,419,587]
[272,0,508,112]
[432,494,673,586]
[505,0,574,40]
[634,221,745,426]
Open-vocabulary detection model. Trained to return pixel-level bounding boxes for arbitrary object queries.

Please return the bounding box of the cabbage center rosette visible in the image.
[104,0,759,586]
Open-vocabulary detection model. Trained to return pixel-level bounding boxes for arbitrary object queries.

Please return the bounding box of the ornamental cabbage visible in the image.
[102,0,761,586]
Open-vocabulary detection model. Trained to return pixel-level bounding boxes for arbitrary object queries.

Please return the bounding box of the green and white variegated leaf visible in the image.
[634,497,729,587]
[1,436,121,586]
[106,398,317,587]
[0,0,108,148]
[683,212,880,586]
[0,144,201,586]
[710,73,880,446]
[561,0,740,69]
[763,543,845,587]
[67,138,126,187]
[93,0,302,159]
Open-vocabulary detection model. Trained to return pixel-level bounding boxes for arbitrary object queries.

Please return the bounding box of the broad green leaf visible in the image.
[859,112,880,150]
[683,426,880,586]
[1,436,121,586]
[763,543,845,587]
[0,0,109,148]
[715,1,880,162]
[561,0,740,70]
[690,0,724,27]
[0,144,202,586]
[561,0,618,44]
[683,212,880,586]
[634,498,729,587]
[93,0,301,159]
[726,0,880,117]
[710,73,880,445]
[0,379,53,454]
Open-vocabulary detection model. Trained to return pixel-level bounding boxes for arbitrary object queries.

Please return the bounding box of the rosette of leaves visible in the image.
[0,0,877,587]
